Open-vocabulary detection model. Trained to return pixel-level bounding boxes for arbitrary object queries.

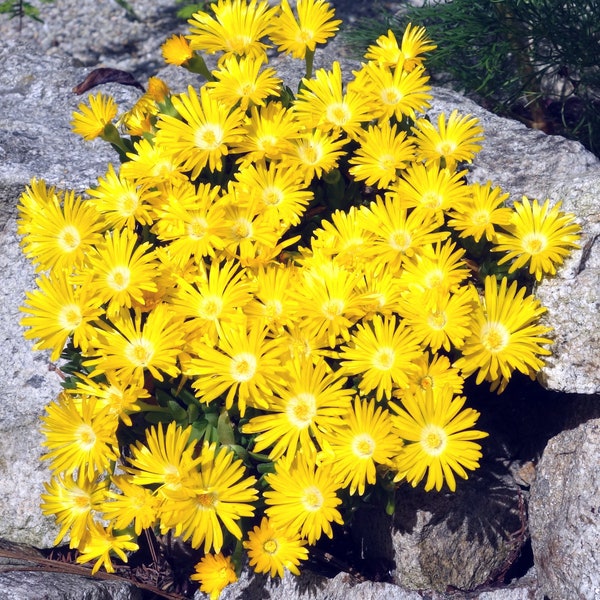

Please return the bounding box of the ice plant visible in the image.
[18,2,581,596]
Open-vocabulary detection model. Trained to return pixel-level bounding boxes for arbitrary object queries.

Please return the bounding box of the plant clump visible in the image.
[17,0,581,597]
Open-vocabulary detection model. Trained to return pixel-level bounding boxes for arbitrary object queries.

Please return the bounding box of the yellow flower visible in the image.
[397,351,465,398]
[399,284,477,353]
[364,24,436,71]
[187,0,276,61]
[348,120,416,189]
[242,356,353,460]
[394,163,470,220]
[454,276,553,392]
[264,454,344,544]
[76,520,138,574]
[324,397,404,496]
[268,0,342,59]
[40,472,106,548]
[355,61,432,123]
[293,61,374,139]
[232,161,313,228]
[186,320,287,415]
[18,189,105,274]
[101,475,161,536]
[86,163,157,230]
[447,181,512,243]
[119,138,186,186]
[244,517,309,578]
[20,271,103,361]
[412,109,485,171]
[84,303,185,386]
[87,229,159,318]
[358,194,449,274]
[41,393,119,481]
[207,55,282,110]
[338,314,422,401]
[161,33,194,66]
[155,85,245,177]
[71,92,118,141]
[126,422,202,500]
[159,442,258,552]
[493,196,581,281]
[391,386,488,492]
[191,553,238,600]
[231,102,302,166]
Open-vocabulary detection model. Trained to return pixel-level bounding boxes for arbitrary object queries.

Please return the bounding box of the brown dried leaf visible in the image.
[72,67,145,95]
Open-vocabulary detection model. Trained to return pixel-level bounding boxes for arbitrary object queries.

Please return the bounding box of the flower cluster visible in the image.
[17,0,580,597]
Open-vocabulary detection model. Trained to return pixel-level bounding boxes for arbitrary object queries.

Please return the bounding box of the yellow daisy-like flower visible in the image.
[18,189,105,274]
[391,386,488,492]
[191,553,238,600]
[120,138,186,186]
[84,303,185,386]
[76,520,138,574]
[20,271,103,361]
[399,284,477,353]
[87,229,159,318]
[358,194,449,274]
[159,442,258,552]
[71,92,118,141]
[493,196,581,281]
[207,55,282,110]
[412,109,485,171]
[338,314,422,401]
[231,101,302,166]
[161,33,194,66]
[324,397,404,496]
[447,181,512,243]
[41,472,106,548]
[364,24,437,71]
[244,517,309,578]
[125,422,203,500]
[281,127,347,182]
[155,85,245,177]
[101,475,161,536]
[268,0,342,59]
[242,356,353,460]
[348,120,416,189]
[356,61,432,123]
[454,276,554,392]
[86,163,157,230]
[293,61,373,140]
[398,351,465,398]
[187,0,276,61]
[186,321,287,415]
[41,393,119,481]
[394,163,470,221]
[264,454,344,544]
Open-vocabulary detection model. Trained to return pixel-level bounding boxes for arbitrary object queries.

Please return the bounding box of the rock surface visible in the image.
[529,418,600,600]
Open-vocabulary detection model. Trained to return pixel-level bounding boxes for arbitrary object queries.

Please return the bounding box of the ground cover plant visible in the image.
[345,0,600,156]
[17,0,581,597]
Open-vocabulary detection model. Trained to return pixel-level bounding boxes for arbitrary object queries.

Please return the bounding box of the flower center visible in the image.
[199,296,223,320]
[481,321,510,353]
[262,187,283,207]
[197,490,218,509]
[287,392,317,428]
[420,375,434,390]
[263,539,278,554]
[352,434,376,459]
[373,347,395,371]
[301,485,323,511]
[119,191,139,215]
[379,154,397,171]
[230,352,257,382]
[127,339,154,367]
[437,141,457,156]
[264,299,283,321]
[428,310,447,330]
[422,191,443,209]
[522,233,547,255]
[73,491,92,511]
[389,229,411,251]
[77,424,97,450]
[232,218,253,240]
[472,210,490,226]
[299,142,321,166]
[326,102,351,126]
[108,266,131,291]
[381,87,402,106]
[195,125,223,150]
[188,216,208,239]
[59,304,82,330]
[420,424,447,456]
[321,298,344,320]
[59,226,81,252]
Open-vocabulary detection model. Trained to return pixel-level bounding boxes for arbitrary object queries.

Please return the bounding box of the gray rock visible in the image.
[529,418,600,600]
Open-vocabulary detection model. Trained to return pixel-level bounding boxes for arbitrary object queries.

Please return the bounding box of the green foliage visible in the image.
[174,0,208,20]
[0,0,54,28]
[345,0,600,156]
